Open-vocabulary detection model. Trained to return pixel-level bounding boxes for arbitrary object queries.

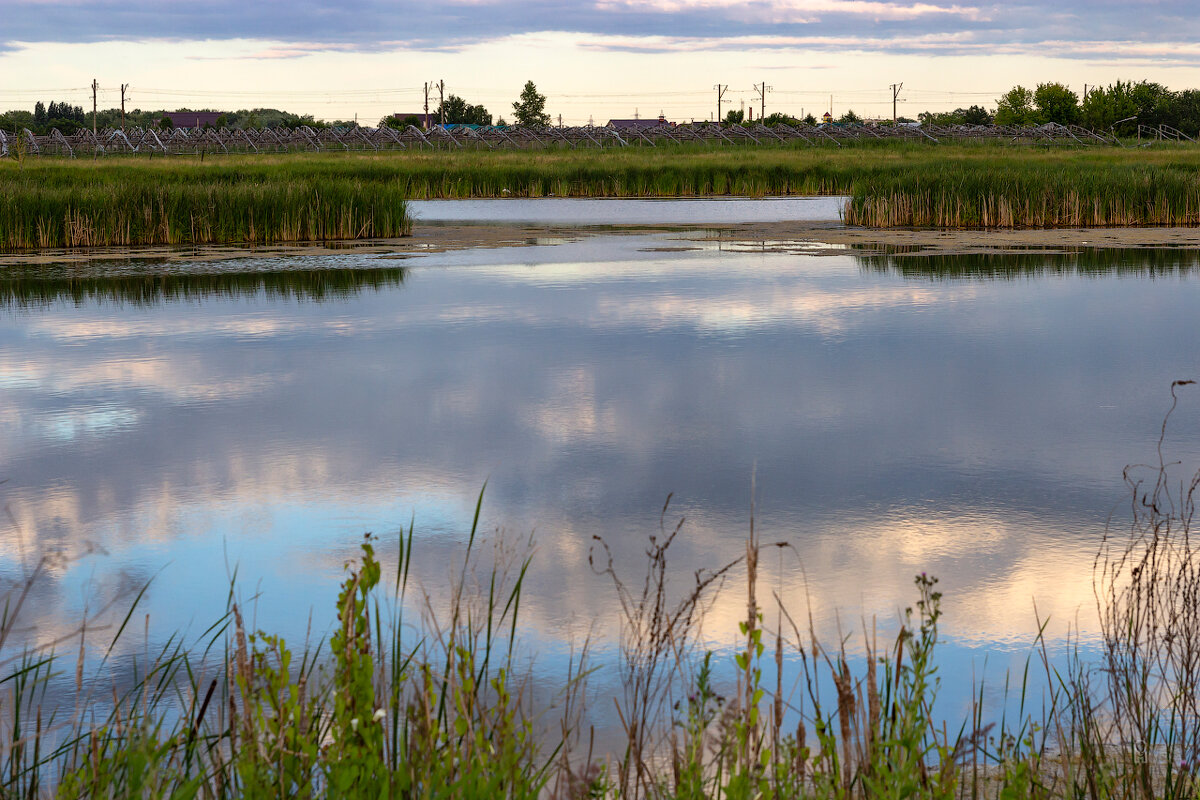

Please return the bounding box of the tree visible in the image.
[802,113,818,126]
[33,102,45,125]
[961,105,992,125]
[1033,82,1079,125]
[837,109,862,124]
[762,112,798,126]
[723,109,744,125]
[512,81,549,126]
[438,94,492,126]
[158,115,173,131]
[995,85,1036,125]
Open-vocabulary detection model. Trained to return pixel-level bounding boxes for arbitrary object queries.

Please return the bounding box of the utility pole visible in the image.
[753,81,772,121]
[714,84,728,123]
[423,82,430,130]
[120,83,128,130]
[890,82,903,123]
[91,79,98,136]
[437,80,445,126]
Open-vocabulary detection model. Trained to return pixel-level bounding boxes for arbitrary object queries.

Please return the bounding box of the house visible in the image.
[822,112,833,124]
[163,111,226,129]
[607,113,673,131]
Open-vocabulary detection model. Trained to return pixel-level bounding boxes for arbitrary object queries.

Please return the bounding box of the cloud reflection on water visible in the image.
[1,239,1199,668]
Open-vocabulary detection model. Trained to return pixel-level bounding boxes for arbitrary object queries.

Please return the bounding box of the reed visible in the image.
[0,161,412,250]
[8,143,1200,246]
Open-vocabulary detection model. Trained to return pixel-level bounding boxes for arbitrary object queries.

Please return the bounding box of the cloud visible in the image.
[1,0,1198,63]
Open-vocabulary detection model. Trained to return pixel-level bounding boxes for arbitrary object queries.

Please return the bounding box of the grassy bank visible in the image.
[4,385,1200,799]
[6,142,1200,245]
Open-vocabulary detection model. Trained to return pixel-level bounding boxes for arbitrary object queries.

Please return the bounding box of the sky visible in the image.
[1,0,1198,124]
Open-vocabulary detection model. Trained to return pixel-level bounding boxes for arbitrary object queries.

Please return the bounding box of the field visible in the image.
[4,141,1200,248]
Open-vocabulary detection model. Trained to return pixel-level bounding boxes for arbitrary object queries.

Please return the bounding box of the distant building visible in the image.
[607,113,673,131]
[164,111,226,129]
[822,112,833,124]
[389,113,429,127]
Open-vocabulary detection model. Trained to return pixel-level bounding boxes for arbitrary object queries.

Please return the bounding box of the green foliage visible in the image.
[837,110,863,124]
[724,109,745,125]
[325,539,387,795]
[438,95,492,126]
[996,86,1037,126]
[1033,83,1079,125]
[861,574,955,800]
[762,113,799,126]
[919,106,993,126]
[512,81,550,127]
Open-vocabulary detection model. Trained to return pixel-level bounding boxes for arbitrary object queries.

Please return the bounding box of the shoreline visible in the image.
[3,221,1200,268]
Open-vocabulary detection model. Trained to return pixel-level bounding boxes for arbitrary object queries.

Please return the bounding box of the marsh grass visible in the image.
[4,385,1200,798]
[8,143,1200,248]
[0,160,413,250]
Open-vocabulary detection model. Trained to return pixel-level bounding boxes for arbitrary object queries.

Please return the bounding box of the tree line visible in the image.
[6,80,1200,137]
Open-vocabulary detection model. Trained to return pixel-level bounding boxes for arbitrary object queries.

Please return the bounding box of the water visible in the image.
[3,227,1200,719]
[409,195,845,224]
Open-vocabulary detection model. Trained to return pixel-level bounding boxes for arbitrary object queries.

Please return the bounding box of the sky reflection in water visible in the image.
[2,236,1200,713]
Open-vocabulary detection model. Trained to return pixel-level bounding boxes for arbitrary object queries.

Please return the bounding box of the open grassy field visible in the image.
[4,141,1200,248]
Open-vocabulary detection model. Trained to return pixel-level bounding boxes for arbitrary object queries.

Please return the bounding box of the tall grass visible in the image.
[844,157,1200,228]
[4,385,1200,798]
[9,142,1200,246]
[0,161,412,250]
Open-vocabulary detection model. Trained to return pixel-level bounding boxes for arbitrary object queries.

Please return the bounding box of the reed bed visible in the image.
[3,384,1200,798]
[844,158,1200,228]
[0,162,412,250]
[8,143,1200,248]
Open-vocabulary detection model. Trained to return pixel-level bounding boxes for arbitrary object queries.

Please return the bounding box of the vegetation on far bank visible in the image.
[6,143,1200,248]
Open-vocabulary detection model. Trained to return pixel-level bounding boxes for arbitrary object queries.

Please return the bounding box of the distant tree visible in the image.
[762,112,798,126]
[1034,82,1080,125]
[995,85,1036,125]
[512,81,550,126]
[33,101,45,125]
[897,115,917,124]
[495,116,508,126]
[437,94,492,126]
[961,105,992,125]
[158,115,173,130]
[802,113,818,126]
[837,109,862,124]
[723,109,745,125]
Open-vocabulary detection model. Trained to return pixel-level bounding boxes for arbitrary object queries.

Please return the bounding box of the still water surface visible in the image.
[3,232,1200,707]
[410,195,845,224]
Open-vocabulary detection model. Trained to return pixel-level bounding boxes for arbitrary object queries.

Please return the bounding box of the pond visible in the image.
[3,222,1200,720]
[409,195,845,224]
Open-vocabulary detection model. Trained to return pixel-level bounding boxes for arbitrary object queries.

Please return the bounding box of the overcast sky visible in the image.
[2,0,1198,123]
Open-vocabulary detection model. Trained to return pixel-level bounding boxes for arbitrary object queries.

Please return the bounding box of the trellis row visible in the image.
[0,122,1166,157]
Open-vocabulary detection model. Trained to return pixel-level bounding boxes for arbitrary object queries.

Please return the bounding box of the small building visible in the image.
[164,111,226,129]
[822,112,833,124]
[607,113,673,130]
